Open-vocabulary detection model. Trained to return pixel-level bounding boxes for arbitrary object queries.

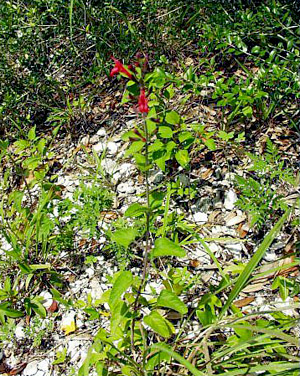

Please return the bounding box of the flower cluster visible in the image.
[138,89,149,113]
[110,55,149,114]
[110,56,132,79]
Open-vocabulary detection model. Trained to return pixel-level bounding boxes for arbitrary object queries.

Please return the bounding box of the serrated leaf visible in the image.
[109,271,133,309]
[143,310,175,338]
[175,149,190,167]
[150,238,186,259]
[157,290,188,314]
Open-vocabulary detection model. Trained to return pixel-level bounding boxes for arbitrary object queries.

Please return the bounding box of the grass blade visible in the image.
[220,208,291,318]
[151,343,205,376]
[225,323,299,346]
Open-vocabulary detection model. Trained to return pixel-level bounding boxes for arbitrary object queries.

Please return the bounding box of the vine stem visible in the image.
[131,113,151,362]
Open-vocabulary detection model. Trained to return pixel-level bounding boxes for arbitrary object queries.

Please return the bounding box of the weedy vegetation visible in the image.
[0,0,299,375]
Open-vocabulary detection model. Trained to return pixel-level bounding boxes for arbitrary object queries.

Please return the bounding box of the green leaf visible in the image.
[23,156,40,170]
[109,271,133,309]
[125,203,148,217]
[148,140,164,152]
[122,130,138,141]
[111,228,138,249]
[32,300,47,318]
[251,46,260,54]
[53,348,67,365]
[14,139,30,150]
[150,238,186,259]
[151,343,205,376]
[158,126,173,138]
[178,131,193,143]
[0,303,24,318]
[225,323,299,347]
[157,290,188,314]
[175,149,190,167]
[242,106,253,117]
[4,277,11,292]
[218,130,234,141]
[18,262,33,274]
[204,138,216,151]
[216,362,299,376]
[145,350,171,371]
[165,111,180,125]
[143,311,174,338]
[146,119,157,134]
[0,140,9,151]
[220,208,291,318]
[126,140,145,155]
[155,156,167,171]
[28,126,36,141]
[196,307,214,326]
[134,154,147,170]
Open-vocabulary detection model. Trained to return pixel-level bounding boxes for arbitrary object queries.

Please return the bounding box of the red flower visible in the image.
[138,89,149,113]
[110,56,132,79]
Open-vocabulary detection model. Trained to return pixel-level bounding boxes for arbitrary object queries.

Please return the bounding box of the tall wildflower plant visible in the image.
[109,55,151,351]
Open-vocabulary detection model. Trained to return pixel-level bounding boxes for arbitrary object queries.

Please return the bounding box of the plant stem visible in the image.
[131,113,151,359]
[8,153,34,209]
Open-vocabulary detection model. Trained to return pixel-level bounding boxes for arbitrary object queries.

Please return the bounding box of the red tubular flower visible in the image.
[138,89,149,113]
[110,56,132,79]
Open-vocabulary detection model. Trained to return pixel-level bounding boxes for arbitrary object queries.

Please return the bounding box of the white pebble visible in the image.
[107,142,118,155]
[193,212,208,223]
[40,291,53,310]
[85,267,95,278]
[93,142,106,153]
[15,325,26,340]
[80,136,89,146]
[90,134,100,144]
[117,181,136,194]
[224,189,238,210]
[37,359,50,371]
[96,128,107,137]
[101,158,117,174]
[23,361,38,376]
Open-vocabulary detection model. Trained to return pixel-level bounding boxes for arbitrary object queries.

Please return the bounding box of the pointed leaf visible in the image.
[157,290,188,314]
[143,311,174,338]
[165,111,180,125]
[125,203,148,217]
[220,208,291,318]
[175,149,190,167]
[109,271,133,309]
[111,228,138,249]
[150,238,186,259]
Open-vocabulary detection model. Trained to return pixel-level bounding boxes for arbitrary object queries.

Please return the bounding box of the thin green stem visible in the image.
[131,113,151,362]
